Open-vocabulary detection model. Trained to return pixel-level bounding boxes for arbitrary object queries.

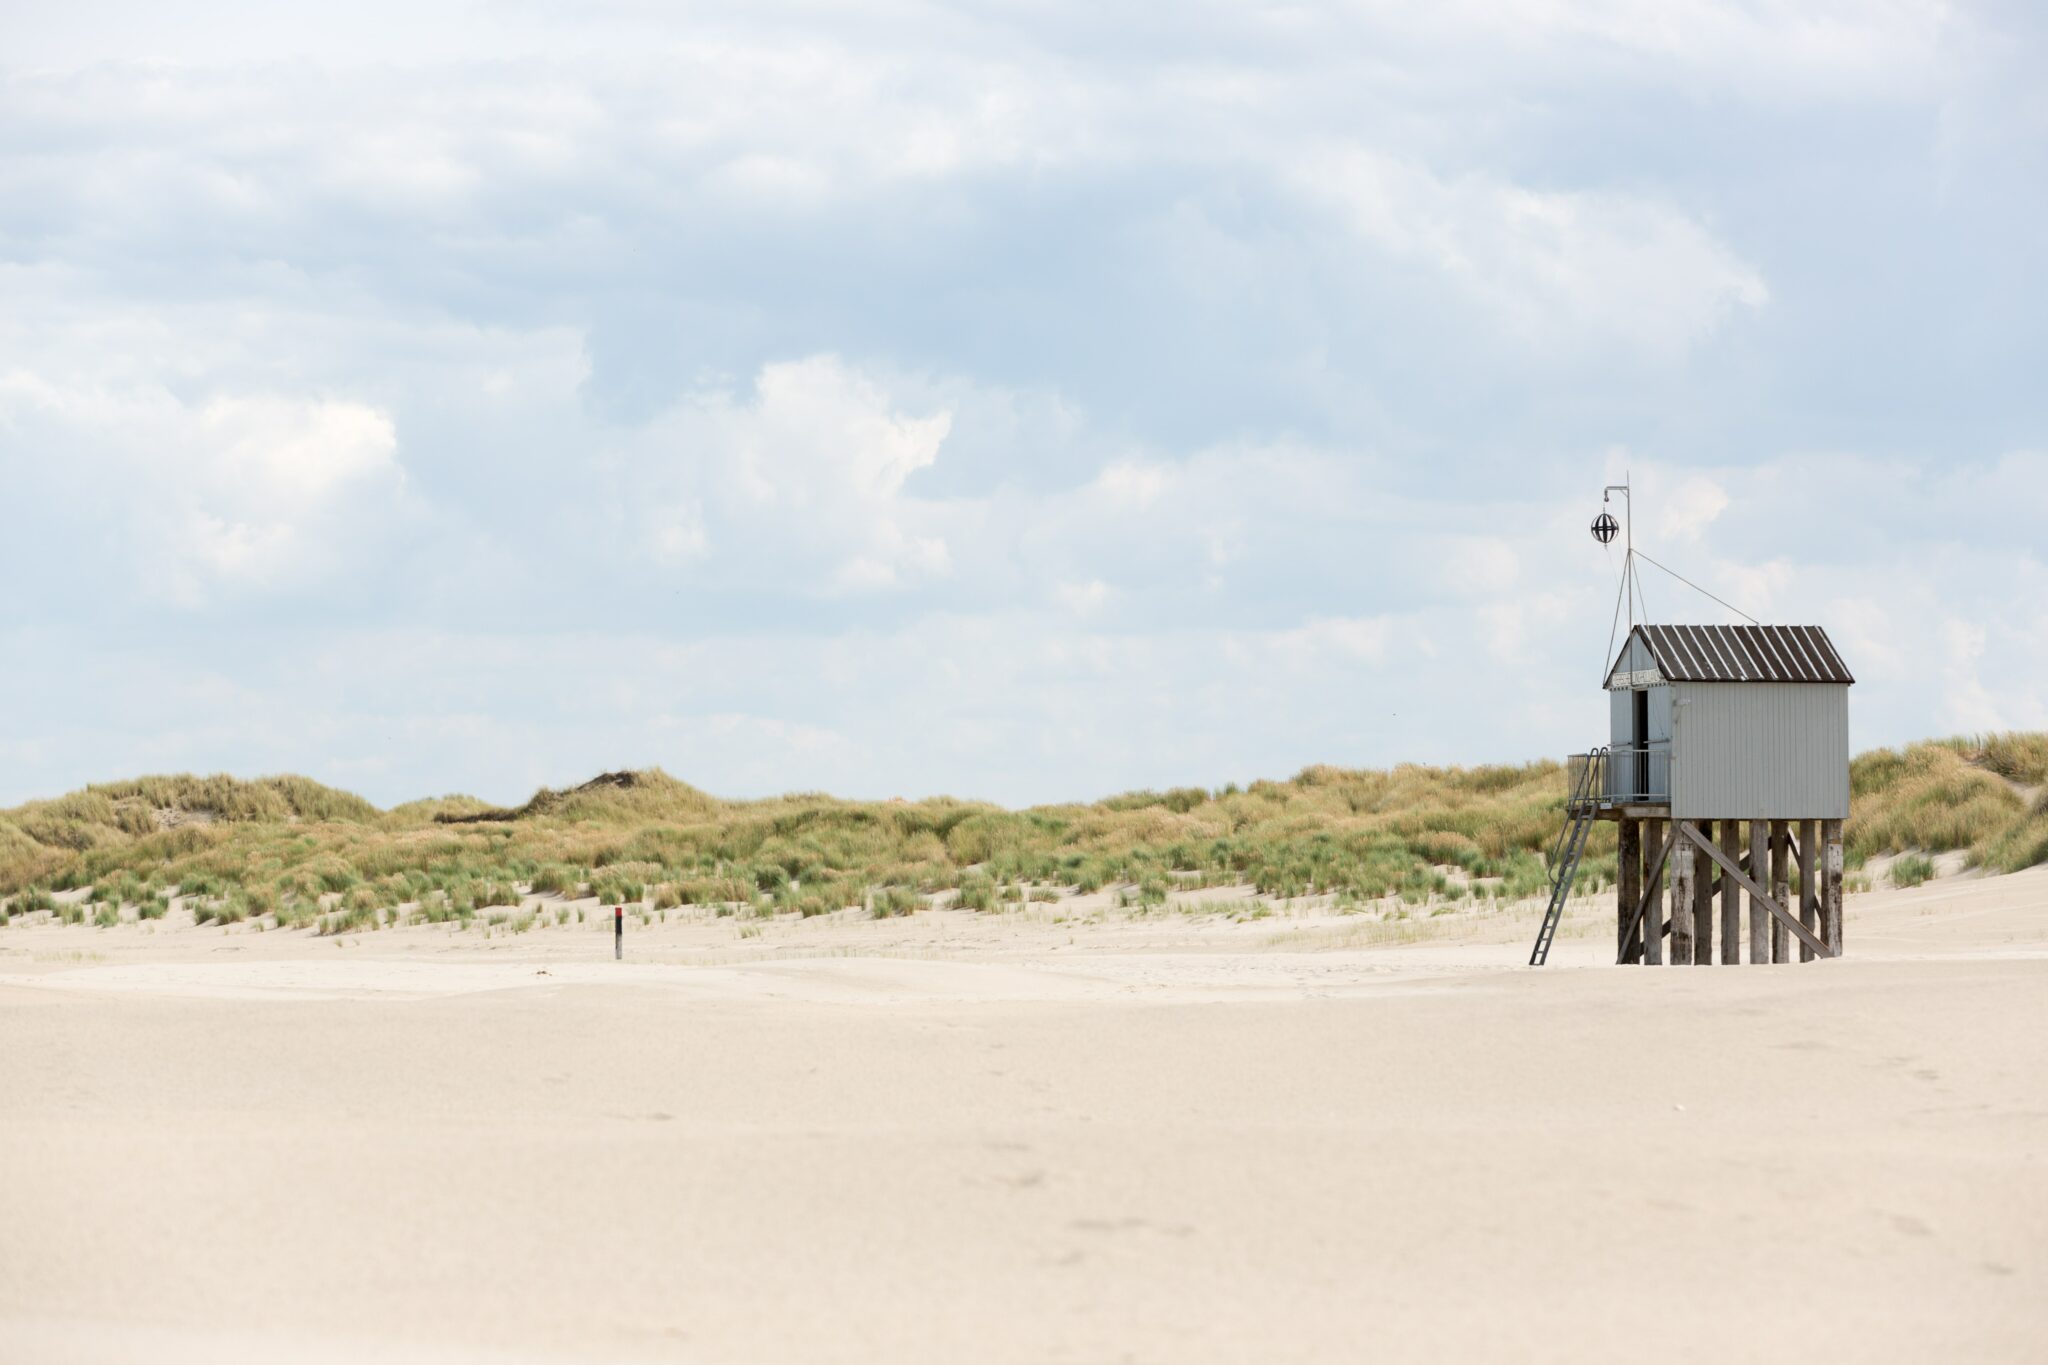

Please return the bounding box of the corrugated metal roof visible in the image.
[1613,625,1855,685]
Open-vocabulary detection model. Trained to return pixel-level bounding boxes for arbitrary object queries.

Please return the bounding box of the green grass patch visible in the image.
[1888,853,1936,889]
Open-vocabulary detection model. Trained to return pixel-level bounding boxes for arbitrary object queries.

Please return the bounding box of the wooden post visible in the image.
[1679,821,1834,961]
[1798,819,1818,963]
[1769,820,1790,964]
[1747,820,1768,965]
[1670,837,1694,966]
[1720,819,1741,964]
[1822,818,1844,956]
[1643,818,1664,966]
[1617,817,1640,965]
[1693,819,1715,965]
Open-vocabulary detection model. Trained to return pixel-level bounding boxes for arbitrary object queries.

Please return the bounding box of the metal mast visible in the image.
[1601,475,1638,631]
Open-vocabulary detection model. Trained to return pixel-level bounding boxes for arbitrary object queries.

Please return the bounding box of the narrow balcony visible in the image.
[1566,742,1671,814]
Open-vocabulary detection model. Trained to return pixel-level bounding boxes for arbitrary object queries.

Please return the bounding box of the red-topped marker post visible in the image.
[614,904,623,960]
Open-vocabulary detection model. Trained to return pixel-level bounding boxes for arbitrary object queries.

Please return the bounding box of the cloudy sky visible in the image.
[2,1,2043,808]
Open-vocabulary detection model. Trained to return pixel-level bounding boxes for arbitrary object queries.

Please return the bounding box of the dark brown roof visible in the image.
[1620,625,1855,685]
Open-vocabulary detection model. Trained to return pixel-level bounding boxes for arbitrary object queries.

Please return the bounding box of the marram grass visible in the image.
[0,735,2042,930]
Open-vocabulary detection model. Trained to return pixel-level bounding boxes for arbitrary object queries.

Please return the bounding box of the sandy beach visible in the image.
[2,871,2044,1364]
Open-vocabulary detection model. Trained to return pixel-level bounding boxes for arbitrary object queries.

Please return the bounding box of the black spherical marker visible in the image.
[1591,511,1619,545]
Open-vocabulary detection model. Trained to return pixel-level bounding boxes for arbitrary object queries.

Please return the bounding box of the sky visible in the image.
[1,1,2044,809]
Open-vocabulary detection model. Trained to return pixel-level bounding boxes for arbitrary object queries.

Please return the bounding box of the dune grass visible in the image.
[1887,853,1936,889]
[1933,732,2048,788]
[0,735,2042,932]
[1849,734,2048,874]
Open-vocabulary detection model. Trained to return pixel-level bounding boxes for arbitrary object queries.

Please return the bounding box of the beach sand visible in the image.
[2,869,2044,1363]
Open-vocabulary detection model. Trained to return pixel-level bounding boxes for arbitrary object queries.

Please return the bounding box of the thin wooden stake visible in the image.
[1798,819,1818,963]
[1769,820,1790,964]
[1720,818,1741,964]
[1643,818,1664,966]
[1693,819,1715,965]
[1822,819,1845,956]
[1617,817,1640,965]
[1748,820,1769,965]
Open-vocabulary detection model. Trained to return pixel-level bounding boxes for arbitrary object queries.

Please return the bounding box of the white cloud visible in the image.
[1295,147,1768,356]
[1493,0,1950,95]
[648,501,709,566]
[625,356,956,596]
[829,528,952,595]
[0,373,403,602]
[1714,559,1796,620]
[1478,592,1577,667]
[199,395,397,506]
[739,357,952,503]
[1443,537,1521,597]
[1270,615,1394,668]
[1938,618,1999,731]
[1090,460,1173,509]
[1055,579,1112,616]
[1825,595,1904,682]
[1936,616,2048,734]
[1654,475,1732,544]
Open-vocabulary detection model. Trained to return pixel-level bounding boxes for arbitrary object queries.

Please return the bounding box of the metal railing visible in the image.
[1565,750,1606,811]
[1609,740,1671,804]
[1567,741,1671,810]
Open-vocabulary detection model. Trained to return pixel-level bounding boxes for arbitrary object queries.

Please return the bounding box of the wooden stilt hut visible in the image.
[1529,624,1854,966]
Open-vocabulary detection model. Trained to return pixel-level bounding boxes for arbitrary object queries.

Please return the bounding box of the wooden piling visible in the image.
[1643,818,1664,966]
[1670,837,1695,966]
[1769,820,1790,964]
[1617,817,1640,964]
[1745,821,1766,964]
[1798,818,1818,963]
[1693,819,1715,965]
[1720,818,1741,964]
[1822,818,1844,956]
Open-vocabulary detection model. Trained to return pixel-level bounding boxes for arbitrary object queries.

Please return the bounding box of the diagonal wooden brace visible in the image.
[1618,825,1676,964]
[1679,822,1833,960]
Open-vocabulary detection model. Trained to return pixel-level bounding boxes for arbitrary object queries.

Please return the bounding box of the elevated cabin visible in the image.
[1533,623,1857,969]
[1599,624,1853,821]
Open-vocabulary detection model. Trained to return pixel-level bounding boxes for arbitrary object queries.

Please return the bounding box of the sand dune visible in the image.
[2,871,2044,1363]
